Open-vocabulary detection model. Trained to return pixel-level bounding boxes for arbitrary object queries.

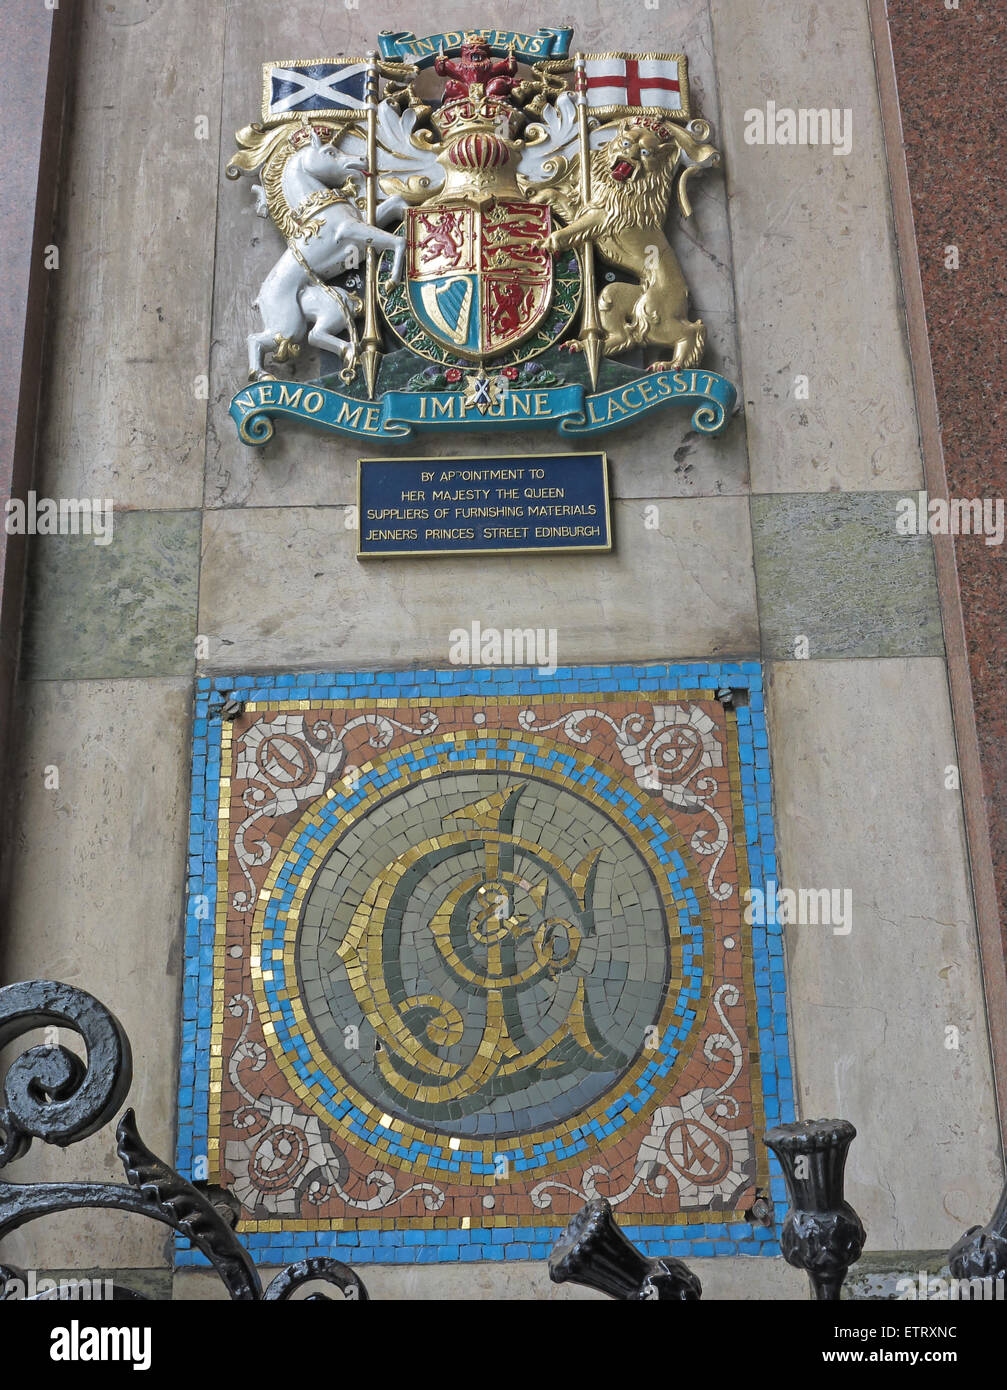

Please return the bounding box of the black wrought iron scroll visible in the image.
[764,1118,866,1300]
[0,980,368,1301]
[548,1197,702,1300]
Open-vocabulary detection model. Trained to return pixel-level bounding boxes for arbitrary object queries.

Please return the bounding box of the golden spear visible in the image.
[574,52,604,391]
[360,50,382,399]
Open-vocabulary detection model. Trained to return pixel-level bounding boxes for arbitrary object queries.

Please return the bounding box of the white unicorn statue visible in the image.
[247,128,406,381]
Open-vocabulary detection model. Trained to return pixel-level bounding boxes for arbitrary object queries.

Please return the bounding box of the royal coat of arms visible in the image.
[227,27,737,445]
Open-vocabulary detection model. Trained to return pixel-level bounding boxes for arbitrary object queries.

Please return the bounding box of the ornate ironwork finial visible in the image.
[764,1118,866,1301]
[549,1197,702,1300]
[948,1175,1007,1290]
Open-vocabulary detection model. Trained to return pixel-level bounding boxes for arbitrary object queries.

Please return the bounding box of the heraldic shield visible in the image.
[405,201,554,361]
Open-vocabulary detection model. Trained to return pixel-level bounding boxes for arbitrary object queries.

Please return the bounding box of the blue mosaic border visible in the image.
[176,661,794,1267]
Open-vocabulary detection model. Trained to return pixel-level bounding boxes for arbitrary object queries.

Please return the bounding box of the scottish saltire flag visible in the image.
[262,60,370,123]
[583,53,689,121]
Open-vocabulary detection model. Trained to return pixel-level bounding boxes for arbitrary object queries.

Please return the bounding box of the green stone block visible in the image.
[22,510,201,679]
[751,492,943,659]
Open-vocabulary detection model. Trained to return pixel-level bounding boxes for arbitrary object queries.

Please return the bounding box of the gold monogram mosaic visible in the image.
[177,663,792,1266]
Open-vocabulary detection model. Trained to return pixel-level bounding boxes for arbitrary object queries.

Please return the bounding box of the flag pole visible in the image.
[574,53,604,392]
[360,51,382,399]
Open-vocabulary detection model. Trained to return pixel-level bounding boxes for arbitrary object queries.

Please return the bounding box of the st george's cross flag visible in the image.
[262,60,371,124]
[583,53,689,122]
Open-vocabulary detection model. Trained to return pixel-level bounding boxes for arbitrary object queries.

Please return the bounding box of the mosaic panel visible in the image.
[177,663,793,1265]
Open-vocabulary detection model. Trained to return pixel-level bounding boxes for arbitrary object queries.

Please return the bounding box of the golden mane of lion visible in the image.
[585,138,679,237]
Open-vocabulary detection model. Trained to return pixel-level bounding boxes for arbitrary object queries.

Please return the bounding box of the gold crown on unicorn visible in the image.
[288,119,335,149]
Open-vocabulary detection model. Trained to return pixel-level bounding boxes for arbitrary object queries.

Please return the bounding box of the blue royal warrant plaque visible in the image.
[357,453,612,559]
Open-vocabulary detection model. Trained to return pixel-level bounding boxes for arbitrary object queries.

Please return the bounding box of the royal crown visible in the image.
[288,120,335,149]
[432,93,519,141]
[632,116,675,141]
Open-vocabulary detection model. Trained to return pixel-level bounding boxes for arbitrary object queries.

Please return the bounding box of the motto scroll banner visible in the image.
[229,370,736,445]
[376,27,575,65]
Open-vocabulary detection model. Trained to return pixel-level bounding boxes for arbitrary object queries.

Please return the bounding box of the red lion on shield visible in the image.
[417,211,464,268]
[490,277,535,338]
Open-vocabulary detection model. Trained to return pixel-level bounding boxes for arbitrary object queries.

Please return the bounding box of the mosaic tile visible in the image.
[177,662,792,1264]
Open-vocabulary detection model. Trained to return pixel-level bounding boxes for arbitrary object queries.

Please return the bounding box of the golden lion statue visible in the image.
[533,117,720,372]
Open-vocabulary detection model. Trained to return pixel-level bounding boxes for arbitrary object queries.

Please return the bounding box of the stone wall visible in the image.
[0,0,1001,1298]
